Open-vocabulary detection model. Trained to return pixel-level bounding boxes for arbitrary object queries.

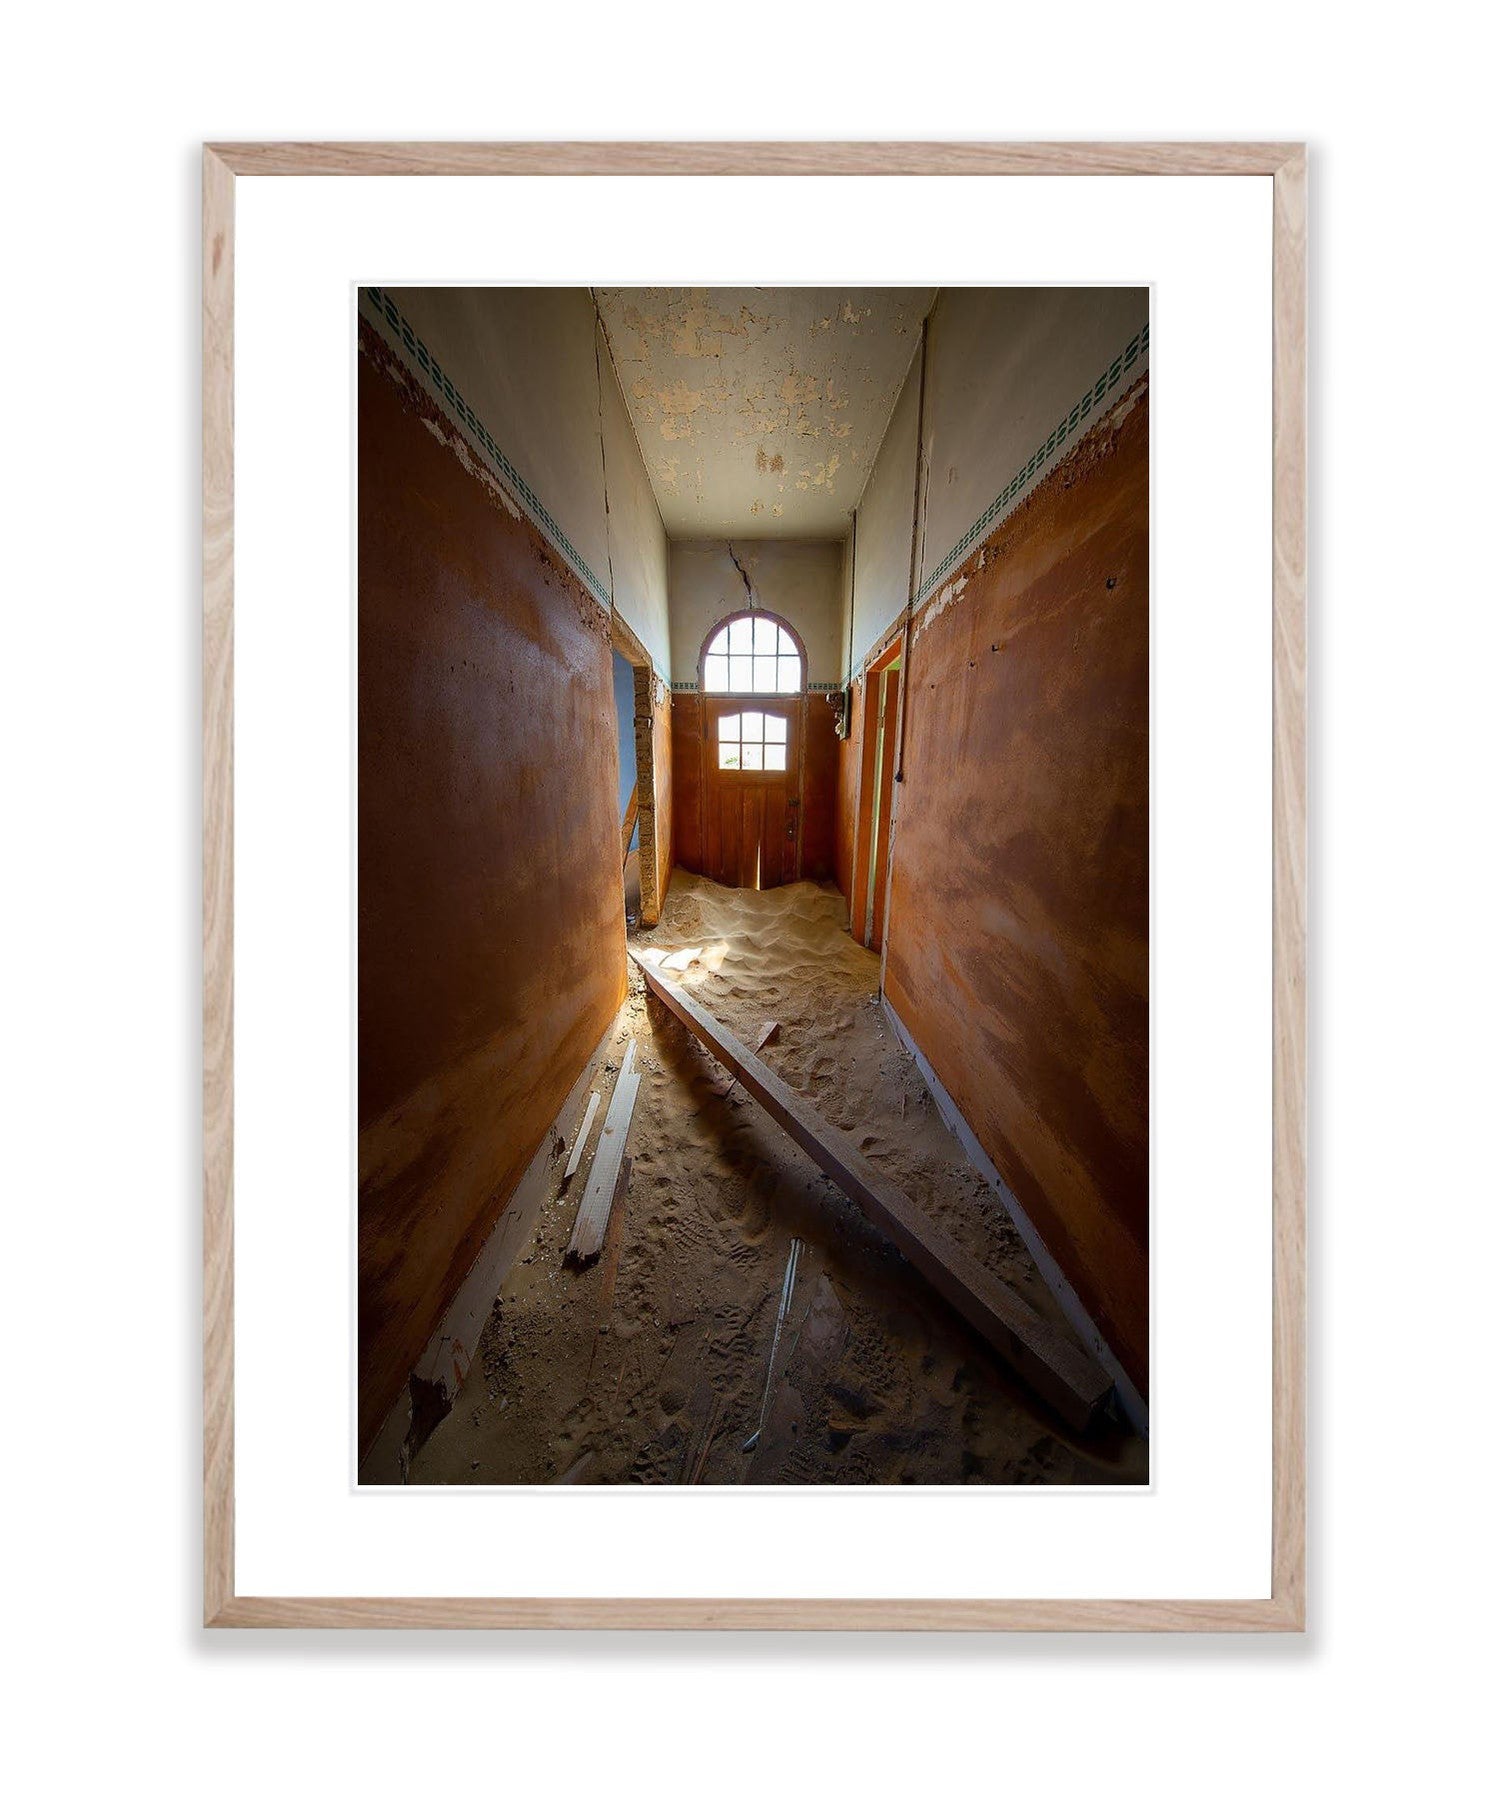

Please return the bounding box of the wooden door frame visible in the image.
[850,633,905,948]
[611,610,664,925]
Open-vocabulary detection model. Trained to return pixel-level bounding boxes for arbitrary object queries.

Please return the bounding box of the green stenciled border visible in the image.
[670,680,843,693]
[917,323,1149,607]
[360,287,612,612]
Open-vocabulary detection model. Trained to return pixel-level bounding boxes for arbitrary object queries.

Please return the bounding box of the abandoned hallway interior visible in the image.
[358,285,1151,1484]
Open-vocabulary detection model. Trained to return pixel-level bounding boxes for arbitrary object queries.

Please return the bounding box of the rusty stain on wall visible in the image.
[880,378,1151,1396]
[357,324,626,1452]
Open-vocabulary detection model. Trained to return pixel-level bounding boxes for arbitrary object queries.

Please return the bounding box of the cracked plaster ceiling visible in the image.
[595,287,935,540]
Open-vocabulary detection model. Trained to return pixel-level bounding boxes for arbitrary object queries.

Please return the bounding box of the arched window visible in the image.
[700,611,804,696]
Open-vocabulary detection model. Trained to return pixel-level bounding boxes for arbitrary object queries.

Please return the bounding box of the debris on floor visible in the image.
[408,873,1147,1486]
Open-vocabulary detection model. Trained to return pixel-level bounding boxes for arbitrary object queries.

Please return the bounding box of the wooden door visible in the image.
[702,699,801,890]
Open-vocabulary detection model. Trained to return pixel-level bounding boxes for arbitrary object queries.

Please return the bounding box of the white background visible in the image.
[3,4,1494,1795]
[237,173,1266,1600]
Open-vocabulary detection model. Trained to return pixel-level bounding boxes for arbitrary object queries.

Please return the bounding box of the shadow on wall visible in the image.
[877,379,1151,1402]
[356,324,627,1455]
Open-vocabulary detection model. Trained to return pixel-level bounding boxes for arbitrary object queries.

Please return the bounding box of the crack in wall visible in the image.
[725,541,757,608]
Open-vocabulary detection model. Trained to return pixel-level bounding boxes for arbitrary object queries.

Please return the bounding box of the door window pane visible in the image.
[764,714,787,744]
[717,713,742,770]
[741,742,764,770]
[765,744,787,772]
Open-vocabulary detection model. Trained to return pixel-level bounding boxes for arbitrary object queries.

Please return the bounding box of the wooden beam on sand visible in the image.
[629,951,1112,1431]
[567,1041,640,1264]
[725,1019,778,1099]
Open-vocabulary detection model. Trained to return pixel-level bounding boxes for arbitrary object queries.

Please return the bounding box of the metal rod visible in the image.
[742,1238,801,1453]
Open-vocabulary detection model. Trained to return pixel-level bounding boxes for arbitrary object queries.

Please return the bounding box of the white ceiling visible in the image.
[596,287,935,540]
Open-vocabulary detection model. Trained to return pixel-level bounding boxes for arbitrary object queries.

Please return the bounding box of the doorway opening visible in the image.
[851,642,903,951]
[612,648,642,922]
[698,610,806,891]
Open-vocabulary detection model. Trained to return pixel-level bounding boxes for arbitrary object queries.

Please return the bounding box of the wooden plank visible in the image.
[595,1156,631,1322]
[630,951,1111,1430]
[566,1041,640,1263]
[584,1153,633,1386]
[725,1020,778,1098]
[562,1090,601,1185]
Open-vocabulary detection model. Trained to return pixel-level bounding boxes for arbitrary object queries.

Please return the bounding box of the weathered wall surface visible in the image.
[599,322,671,679]
[379,287,614,611]
[355,286,682,1450]
[833,286,1152,1400]
[915,288,1149,607]
[358,326,628,1449]
[884,379,1150,1394]
[668,540,845,691]
[848,351,921,672]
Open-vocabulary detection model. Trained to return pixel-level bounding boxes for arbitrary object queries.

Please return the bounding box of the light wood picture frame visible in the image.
[203,140,1306,1631]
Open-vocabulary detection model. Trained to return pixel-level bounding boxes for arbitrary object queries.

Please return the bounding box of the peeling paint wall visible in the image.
[840,288,1151,1402]
[379,287,615,610]
[356,289,673,1454]
[848,348,921,673]
[915,288,1149,606]
[598,321,671,678]
[668,539,845,689]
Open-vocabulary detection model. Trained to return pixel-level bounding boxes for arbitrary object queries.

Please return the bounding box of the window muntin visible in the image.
[717,710,788,772]
[702,615,802,695]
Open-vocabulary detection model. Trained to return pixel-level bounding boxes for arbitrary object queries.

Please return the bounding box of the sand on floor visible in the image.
[410,871,1147,1486]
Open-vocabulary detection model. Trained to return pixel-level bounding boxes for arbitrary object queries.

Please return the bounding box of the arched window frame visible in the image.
[697,608,807,697]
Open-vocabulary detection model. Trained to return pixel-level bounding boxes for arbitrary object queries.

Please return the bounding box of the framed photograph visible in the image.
[204,142,1305,1629]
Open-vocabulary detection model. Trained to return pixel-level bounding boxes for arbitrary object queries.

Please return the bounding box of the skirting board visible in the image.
[359,1008,624,1483]
[881,995,1149,1439]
